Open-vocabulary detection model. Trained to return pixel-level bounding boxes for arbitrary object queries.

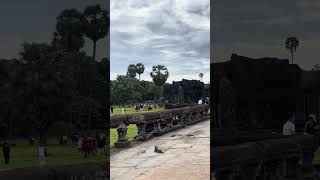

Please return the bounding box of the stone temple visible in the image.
[212,54,320,180]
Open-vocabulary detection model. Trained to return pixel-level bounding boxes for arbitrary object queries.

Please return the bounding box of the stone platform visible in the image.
[110,120,210,180]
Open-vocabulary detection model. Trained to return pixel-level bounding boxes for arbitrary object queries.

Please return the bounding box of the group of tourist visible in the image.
[110,102,159,115]
[133,103,156,112]
[198,97,210,105]
[283,113,319,136]
[77,134,107,158]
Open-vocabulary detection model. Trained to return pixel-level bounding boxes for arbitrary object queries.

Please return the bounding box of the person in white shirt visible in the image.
[283,113,296,136]
[198,99,203,105]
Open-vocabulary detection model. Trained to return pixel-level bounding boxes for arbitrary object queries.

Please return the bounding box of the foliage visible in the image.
[110,78,161,105]
[0,4,108,140]
[199,73,204,81]
[83,5,109,60]
[53,9,85,52]
[136,63,145,80]
[127,64,137,78]
[285,37,299,64]
[150,65,169,87]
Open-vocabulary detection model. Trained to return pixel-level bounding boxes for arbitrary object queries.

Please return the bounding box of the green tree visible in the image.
[199,73,204,82]
[53,9,85,52]
[150,65,169,87]
[136,63,145,81]
[285,37,299,64]
[83,5,109,61]
[17,42,73,145]
[112,75,142,105]
[127,64,137,78]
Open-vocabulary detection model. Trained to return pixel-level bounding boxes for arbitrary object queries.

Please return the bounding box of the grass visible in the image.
[0,138,108,170]
[110,105,164,148]
[110,105,163,116]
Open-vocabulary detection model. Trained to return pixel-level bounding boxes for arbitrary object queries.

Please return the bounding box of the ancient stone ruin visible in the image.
[110,104,209,148]
[164,79,209,108]
[212,54,320,180]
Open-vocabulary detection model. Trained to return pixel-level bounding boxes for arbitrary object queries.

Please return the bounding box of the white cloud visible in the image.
[110,0,210,84]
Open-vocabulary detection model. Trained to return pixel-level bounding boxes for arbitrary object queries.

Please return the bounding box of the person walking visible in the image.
[305,114,319,135]
[2,140,11,167]
[198,98,203,105]
[283,113,296,136]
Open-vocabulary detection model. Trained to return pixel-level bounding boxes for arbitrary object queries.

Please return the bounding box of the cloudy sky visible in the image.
[0,0,108,61]
[111,0,210,84]
[212,0,320,70]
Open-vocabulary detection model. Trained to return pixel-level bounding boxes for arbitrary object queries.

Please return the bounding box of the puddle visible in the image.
[145,145,156,154]
[140,145,164,157]
[171,144,192,149]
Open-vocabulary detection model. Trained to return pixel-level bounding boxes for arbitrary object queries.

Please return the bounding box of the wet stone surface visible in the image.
[110,120,210,180]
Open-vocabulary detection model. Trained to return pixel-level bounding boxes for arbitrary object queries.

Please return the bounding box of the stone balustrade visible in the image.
[110,104,210,148]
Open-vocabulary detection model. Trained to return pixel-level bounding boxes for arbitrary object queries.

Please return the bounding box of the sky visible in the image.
[111,0,210,84]
[0,0,108,61]
[212,0,320,70]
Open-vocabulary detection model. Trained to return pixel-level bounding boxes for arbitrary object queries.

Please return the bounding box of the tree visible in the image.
[312,64,320,71]
[112,75,142,105]
[17,42,73,145]
[127,64,137,78]
[136,63,145,81]
[285,37,299,64]
[53,9,85,52]
[83,5,109,61]
[150,65,169,87]
[199,73,204,81]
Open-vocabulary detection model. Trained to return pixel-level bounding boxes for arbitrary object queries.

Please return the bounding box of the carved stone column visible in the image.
[136,122,148,141]
[115,123,130,148]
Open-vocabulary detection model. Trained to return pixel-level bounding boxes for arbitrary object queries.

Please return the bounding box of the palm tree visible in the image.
[136,63,145,81]
[83,5,109,61]
[285,37,299,64]
[199,73,204,82]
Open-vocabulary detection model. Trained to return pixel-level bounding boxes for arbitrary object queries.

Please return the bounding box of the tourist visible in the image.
[283,113,296,136]
[82,135,89,158]
[39,143,47,166]
[121,105,125,114]
[102,135,107,156]
[2,139,11,166]
[305,114,319,135]
[78,135,83,153]
[62,135,68,145]
[110,106,114,114]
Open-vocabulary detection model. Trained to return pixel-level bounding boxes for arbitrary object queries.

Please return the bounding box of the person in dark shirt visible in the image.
[2,140,10,165]
[305,114,319,134]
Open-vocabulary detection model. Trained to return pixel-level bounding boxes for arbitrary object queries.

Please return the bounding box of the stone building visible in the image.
[212,54,320,131]
[164,79,209,104]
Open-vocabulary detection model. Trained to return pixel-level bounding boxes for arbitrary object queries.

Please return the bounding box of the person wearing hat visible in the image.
[305,114,319,135]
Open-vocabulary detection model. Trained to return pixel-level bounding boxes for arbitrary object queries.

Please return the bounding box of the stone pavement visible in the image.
[110,120,210,180]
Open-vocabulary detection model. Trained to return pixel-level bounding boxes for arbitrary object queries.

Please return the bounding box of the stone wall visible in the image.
[0,163,109,180]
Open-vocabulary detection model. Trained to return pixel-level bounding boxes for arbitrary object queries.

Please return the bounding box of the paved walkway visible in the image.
[110,120,210,180]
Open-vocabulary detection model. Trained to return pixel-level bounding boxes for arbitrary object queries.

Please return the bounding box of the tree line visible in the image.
[111,63,169,105]
[0,5,109,143]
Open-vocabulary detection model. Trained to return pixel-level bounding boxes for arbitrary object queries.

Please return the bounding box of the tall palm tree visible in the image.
[136,63,145,81]
[199,73,204,82]
[285,37,299,64]
[83,5,109,61]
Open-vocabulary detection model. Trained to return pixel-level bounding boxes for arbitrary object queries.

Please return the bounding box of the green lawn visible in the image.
[110,105,163,148]
[110,105,163,116]
[0,138,108,170]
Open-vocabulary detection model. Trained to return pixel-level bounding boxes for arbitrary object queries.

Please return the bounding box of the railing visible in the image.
[110,104,210,148]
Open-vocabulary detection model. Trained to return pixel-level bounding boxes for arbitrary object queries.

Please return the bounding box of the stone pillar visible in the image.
[136,123,148,141]
[115,123,130,148]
